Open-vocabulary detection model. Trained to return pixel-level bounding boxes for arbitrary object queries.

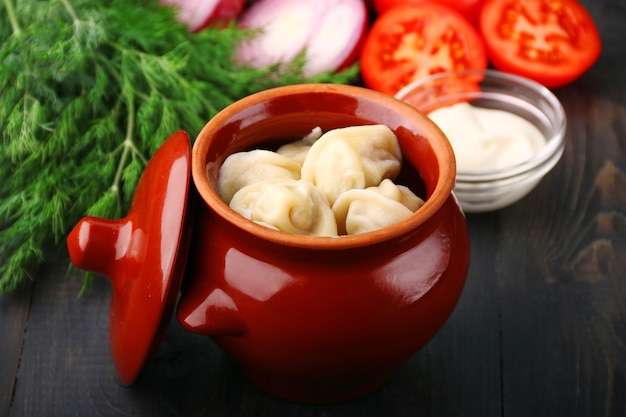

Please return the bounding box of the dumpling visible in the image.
[301,124,402,205]
[276,126,323,165]
[370,178,425,212]
[275,141,311,166]
[218,149,301,204]
[229,179,338,237]
[332,179,424,235]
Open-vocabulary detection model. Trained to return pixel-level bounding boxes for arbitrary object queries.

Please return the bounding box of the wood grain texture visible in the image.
[0,281,32,417]
[494,25,626,415]
[2,0,625,415]
[8,241,504,416]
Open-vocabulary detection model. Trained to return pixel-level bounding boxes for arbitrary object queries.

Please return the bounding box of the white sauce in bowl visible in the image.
[428,102,546,172]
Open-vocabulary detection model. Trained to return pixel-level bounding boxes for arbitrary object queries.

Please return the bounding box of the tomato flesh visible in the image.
[360,3,487,95]
[374,0,485,27]
[480,0,601,88]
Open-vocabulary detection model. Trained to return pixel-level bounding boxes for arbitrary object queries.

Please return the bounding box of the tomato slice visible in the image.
[432,0,484,26]
[373,0,485,27]
[479,0,602,88]
[373,0,426,14]
[360,3,488,95]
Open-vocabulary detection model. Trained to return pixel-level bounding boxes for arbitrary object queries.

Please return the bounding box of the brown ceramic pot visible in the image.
[177,84,470,403]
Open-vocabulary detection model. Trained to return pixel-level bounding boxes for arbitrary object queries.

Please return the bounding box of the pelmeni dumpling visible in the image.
[332,179,425,235]
[369,178,425,212]
[276,126,323,165]
[229,179,338,236]
[218,149,301,204]
[301,124,402,205]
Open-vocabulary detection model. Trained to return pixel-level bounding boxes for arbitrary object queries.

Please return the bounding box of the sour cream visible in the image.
[428,102,546,172]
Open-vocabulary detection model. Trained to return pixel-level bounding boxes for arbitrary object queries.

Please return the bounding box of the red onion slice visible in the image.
[236,0,367,76]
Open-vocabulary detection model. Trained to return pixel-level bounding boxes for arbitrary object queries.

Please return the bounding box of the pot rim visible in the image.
[192,83,457,249]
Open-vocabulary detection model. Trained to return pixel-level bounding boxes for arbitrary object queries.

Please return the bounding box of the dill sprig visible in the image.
[0,0,358,293]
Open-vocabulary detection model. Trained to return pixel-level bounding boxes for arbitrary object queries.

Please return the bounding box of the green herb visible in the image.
[0,0,358,294]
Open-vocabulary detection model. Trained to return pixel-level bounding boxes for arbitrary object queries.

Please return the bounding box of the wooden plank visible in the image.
[497,38,626,417]
[402,213,504,417]
[498,164,626,413]
[0,281,33,417]
[9,220,504,417]
[9,250,118,416]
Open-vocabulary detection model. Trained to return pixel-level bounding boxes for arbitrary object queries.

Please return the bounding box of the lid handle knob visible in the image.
[67,216,133,278]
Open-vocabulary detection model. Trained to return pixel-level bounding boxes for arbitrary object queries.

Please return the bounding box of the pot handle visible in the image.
[177,288,247,336]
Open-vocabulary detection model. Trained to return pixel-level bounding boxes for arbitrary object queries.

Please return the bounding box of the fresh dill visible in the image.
[0,0,358,293]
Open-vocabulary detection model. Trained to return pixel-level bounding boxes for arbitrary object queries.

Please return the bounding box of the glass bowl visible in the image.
[395,69,566,213]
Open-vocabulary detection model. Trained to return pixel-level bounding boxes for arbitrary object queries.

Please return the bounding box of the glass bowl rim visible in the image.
[394,69,567,182]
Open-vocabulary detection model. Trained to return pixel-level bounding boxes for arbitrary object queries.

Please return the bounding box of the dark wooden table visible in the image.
[2,1,625,415]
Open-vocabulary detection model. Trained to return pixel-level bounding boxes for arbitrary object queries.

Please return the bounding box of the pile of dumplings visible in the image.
[217,124,425,236]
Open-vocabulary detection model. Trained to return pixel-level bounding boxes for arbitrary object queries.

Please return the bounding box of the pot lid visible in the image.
[67,130,194,385]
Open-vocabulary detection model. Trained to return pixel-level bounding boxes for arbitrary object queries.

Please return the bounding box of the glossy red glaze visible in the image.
[67,131,193,385]
[177,84,470,403]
